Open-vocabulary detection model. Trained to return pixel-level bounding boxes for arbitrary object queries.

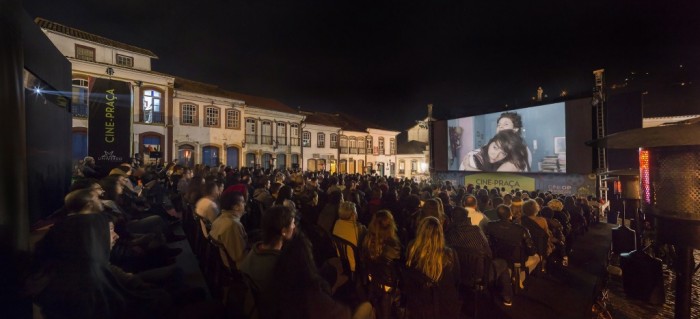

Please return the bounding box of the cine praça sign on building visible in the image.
[464,173,536,193]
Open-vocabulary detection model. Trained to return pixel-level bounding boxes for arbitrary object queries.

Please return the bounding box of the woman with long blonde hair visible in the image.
[362,210,401,262]
[403,216,461,318]
[360,210,402,319]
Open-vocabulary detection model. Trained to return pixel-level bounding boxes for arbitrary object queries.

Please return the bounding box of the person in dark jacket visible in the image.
[485,205,540,288]
[403,216,461,319]
[27,213,171,319]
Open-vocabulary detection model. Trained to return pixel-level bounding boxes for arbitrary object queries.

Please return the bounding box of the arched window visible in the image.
[141,134,163,164]
[181,103,198,125]
[202,146,220,167]
[339,159,347,174]
[246,153,256,168]
[366,136,373,154]
[330,160,337,174]
[276,153,286,169]
[71,78,88,117]
[226,147,239,168]
[317,133,325,148]
[142,89,163,123]
[178,144,195,167]
[390,138,396,155]
[262,153,273,169]
[291,154,300,169]
[317,159,326,171]
[348,159,356,174]
[302,131,311,147]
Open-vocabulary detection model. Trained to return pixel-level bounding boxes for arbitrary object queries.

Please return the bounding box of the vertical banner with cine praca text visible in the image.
[88,78,131,175]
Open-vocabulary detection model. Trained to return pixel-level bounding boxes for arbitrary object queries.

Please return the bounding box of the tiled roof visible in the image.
[173,77,298,114]
[35,17,158,58]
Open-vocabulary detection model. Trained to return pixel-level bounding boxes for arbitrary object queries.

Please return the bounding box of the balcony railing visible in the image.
[245,134,257,144]
[349,148,358,154]
[138,111,165,124]
[359,148,365,154]
[277,136,287,146]
[261,135,273,145]
[290,137,300,146]
[330,142,338,148]
[340,147,348,154]
[72,104,88,118]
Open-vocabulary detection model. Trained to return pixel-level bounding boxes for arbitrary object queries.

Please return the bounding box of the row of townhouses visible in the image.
[37,17,430,179]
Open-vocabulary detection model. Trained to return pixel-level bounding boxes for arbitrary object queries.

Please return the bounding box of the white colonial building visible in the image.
[171,78,246,168]
[300,112,342,172]
[38,17,304,169]
[396,116,431,180]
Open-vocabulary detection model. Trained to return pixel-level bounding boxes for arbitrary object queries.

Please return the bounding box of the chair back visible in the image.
[521,218,549,257]
[490,235,526,265]
[331,235,360,279]
[453,246,491,288]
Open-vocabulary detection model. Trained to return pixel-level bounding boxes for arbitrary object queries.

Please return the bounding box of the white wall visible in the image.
[302,123,340,172]
[45,31,153,71]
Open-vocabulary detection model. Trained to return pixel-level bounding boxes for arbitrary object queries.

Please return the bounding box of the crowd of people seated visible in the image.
[26,157,602,319]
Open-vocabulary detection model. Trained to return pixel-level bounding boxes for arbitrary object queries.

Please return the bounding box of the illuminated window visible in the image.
[142,90,162,123]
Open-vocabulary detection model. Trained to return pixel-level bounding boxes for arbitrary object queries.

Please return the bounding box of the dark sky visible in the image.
[24,0,700,130]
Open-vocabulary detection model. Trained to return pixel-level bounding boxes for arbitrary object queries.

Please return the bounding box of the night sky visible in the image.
[24,0,700,130]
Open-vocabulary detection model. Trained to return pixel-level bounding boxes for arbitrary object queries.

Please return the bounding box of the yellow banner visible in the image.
[465,173,535,192]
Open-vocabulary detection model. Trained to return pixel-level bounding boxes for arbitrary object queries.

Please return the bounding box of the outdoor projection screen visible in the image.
[446,102,568,173]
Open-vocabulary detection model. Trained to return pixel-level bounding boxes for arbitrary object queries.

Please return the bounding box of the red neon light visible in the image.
[639,149,651,204]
